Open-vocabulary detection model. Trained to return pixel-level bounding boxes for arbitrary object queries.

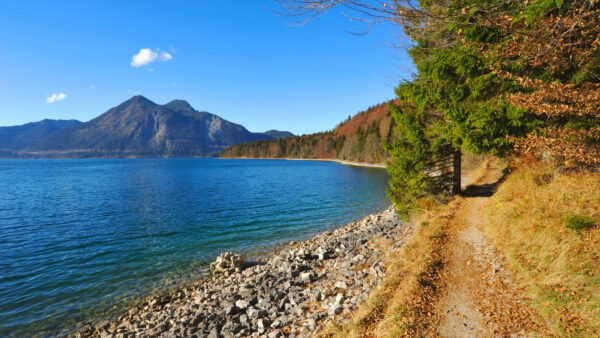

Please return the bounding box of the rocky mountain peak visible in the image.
[163,99,196,114]
[0,96,283,158]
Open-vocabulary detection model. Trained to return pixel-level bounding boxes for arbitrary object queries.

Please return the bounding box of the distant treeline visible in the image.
[221,102,395,163]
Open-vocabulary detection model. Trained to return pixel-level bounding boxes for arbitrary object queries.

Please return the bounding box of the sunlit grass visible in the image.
[485,165,600,336]
[320,197,459,337]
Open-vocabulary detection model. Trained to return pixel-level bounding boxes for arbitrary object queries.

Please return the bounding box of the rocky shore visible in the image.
[76,206,412,337]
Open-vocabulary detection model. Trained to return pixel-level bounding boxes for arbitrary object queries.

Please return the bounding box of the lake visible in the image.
[0,158,390,336]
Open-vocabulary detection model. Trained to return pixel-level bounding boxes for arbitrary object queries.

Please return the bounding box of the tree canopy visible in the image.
[276,0,600,215]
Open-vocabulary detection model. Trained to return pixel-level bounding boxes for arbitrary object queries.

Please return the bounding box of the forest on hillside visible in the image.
[227,0,600,213]
[272,0,599,214]
[270,2,600,333]
[221,102,395,163]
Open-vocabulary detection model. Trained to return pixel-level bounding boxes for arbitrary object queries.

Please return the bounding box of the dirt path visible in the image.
[429,160,546,337]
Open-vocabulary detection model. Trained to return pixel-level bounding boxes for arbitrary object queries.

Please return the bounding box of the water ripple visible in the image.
[0,158,390,336]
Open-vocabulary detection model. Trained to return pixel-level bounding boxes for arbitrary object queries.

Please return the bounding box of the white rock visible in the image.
[335,281,348,289]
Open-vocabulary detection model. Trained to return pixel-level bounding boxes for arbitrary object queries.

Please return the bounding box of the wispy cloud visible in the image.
[47,93,66,103]
[130,48,173,67]
[159,51,172,61]
[90,85,96,89]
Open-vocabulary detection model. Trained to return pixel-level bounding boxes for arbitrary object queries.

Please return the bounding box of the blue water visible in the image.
[0,158,390,336]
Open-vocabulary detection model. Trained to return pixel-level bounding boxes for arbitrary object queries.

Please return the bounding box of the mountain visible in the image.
[0,119,82,151]
[262,130,295,139]
[0,96,293,158]
[221,101,394,163]
[162,99,200,115]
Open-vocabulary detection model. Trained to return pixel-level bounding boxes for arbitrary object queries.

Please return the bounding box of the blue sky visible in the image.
[0,1,413,135]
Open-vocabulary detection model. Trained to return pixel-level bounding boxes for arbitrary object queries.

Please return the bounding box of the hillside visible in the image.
[321,159,599,336]
[0,96,293,158]
[261,130,294,139]
[221,101,394,163]
[0,119,82,153]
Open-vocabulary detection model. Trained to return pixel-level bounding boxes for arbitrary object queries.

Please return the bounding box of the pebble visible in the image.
[76,206,411,337]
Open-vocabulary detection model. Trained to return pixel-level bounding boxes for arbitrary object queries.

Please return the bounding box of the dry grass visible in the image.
[320,198,460,337]
[485,164,600,336]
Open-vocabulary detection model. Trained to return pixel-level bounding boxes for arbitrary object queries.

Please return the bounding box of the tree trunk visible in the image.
[452,149,462,195]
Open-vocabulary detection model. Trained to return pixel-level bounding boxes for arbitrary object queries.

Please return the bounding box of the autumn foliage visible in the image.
[485,0,600,167]
[221,102,394,163]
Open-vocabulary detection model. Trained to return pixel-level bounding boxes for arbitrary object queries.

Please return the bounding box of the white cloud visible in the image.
[46,93,67,103]
[90,85,96,89]
[130,48,173,67]
[131,48,158,67]
[159,51,172,61]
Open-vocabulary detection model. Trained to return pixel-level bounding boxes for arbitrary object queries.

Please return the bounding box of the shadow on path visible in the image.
[461,168,507,198]
[461,182,498,197]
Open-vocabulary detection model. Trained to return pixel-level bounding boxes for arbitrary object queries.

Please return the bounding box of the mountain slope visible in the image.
[0,119,82,151]
[221,101,394,163]
[261,130,295,139]
[2,96,292,158]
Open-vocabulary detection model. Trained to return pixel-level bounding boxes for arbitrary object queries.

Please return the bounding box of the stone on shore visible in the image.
[210,252,247,277]
[77,206,412,338]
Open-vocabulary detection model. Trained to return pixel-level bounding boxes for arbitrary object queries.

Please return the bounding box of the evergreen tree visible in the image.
[275,0,598,214]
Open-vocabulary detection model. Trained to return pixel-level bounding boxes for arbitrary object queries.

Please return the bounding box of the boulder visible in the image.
[210,252,247,277]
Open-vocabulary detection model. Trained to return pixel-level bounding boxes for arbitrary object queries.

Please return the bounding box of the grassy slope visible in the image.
[320,158,487,337]
[485,166,600,336]
[321,162,599,337]
[320,198,458,337]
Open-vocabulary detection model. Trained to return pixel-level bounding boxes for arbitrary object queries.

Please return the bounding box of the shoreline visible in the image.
[76,206,411,337]
[220,157,387,169]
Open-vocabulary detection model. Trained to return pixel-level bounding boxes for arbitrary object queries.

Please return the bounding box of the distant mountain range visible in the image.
[0,96,293,158]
